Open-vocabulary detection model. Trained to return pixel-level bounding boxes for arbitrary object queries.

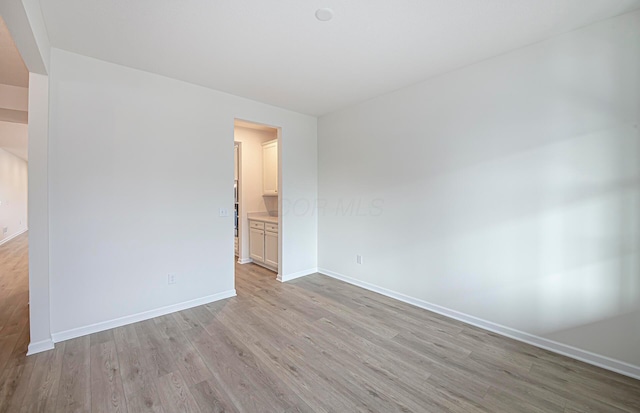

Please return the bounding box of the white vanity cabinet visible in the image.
[264,223,279,268]
[249,222,265,263]
[262,139,278,196]
[248,219,278,271]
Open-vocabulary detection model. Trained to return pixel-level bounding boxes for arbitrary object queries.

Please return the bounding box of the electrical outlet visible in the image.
[219,208,229,217]
[168,273,177,285]
[2,227,7,235]
[356,255,363,265]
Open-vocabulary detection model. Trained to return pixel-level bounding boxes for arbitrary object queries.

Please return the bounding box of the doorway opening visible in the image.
[233,119,281,284]
[0,15,31,355]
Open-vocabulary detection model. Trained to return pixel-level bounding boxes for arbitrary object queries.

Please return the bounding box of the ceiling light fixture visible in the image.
[315,8,334,22]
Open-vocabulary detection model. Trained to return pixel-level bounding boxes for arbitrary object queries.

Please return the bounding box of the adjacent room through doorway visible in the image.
[233,119,281,284]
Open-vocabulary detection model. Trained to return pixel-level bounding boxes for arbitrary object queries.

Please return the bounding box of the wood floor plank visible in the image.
[211,302,359,413]
[114,325,150,397]
[0,334,19,372]
[172,310,204,332]
[189,379,239,413]
[191,319,312,412]
[0,356,35,413]
[458,354,567,411]
[55,336,91,413]
[248,297,485,413]
[91,329,116,346]
[19,342,65,413]
[297,275,466,335]
[155,371,202,413]
[528,362,640,413]
[91,340,128,413]
[187,328,270,412]
[125,390,166,413]
[482,386,562,413]
[134,320,177,379]
[113,323,164,413]
[221,297,426,413]
[0,292,29,337]
[153,316,212,387]
[113,324,164,413]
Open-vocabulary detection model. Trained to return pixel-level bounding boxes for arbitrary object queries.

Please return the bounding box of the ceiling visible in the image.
[235,119,278,133]
[39,0,640,116]
[0,16,29,88]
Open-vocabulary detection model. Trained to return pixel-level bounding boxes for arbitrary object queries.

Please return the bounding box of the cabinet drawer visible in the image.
[249,221,265,230]
[265,223,278,233]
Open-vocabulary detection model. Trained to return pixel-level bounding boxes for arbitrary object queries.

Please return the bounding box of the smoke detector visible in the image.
[315,8,334,22]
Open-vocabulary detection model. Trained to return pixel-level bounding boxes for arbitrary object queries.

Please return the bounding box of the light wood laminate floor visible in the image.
[1,233,639,412]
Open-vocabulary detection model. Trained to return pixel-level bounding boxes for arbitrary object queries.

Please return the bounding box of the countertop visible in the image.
[247,213,278,224]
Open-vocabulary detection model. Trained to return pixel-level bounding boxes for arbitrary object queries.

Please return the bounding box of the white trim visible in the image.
[279,267,318,283]
[0,228,28,246]
[27,338,54,355]
[237,257,253,264]
[51,289,236,343]
[318,267,640,381]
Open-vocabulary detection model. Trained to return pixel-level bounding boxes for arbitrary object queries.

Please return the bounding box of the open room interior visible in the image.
[1,1,640,412]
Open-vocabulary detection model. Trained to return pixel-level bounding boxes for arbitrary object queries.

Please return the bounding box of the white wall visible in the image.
[27,73,51,353]
[0,85,29,125]
[234,126,278,262]
[318,10,640,373]
[48,48,317,337]
[0,147,27,244]
[0,120,28,161]
[0,84,29,112]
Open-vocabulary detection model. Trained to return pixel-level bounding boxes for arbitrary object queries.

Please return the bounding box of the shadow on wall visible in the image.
[381,124,639,354]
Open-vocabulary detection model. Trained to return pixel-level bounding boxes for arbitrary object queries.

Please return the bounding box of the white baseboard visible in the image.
[27,338,55,355]
[278,267,318,283]
[51,289,236,343]
[237,258,253,264]
[0,228,28,247]
[318,267,640,381]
